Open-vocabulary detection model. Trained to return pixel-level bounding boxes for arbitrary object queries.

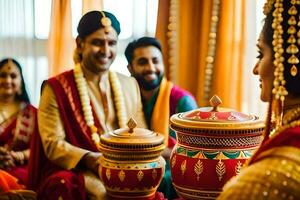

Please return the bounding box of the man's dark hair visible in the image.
[125,37,162,64]
[77,10,121,39]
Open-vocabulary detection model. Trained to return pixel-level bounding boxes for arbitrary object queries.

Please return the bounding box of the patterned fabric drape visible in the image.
[155,0,246,110]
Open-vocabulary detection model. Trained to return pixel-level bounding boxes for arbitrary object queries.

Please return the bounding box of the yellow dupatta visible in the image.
[151,78,173,146]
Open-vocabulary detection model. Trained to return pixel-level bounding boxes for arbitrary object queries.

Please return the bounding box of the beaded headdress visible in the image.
[263,0,300,134]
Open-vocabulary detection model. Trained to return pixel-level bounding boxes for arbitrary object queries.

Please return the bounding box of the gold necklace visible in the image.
[74,64,127,148]
[271,107,300,138]
[282,107,300,124]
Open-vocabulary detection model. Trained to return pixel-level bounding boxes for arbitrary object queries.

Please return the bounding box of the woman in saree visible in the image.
[218,0,300,199]
[0,58,37,188]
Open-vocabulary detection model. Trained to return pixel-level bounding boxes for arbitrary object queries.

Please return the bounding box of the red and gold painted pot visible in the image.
[98,118,166,199]
[170,96,264,199]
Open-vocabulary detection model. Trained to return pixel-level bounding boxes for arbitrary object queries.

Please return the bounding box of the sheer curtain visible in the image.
[47,0,74,76]
[82,0,103,14]
[0,0,48,106]
[0,0,159,106]
[47,0,105,76]
[241,0,267,119]
[47,0,157,77]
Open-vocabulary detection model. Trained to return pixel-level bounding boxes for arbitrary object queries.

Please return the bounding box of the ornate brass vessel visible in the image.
[170,95,265,199]
[98,118,166,199]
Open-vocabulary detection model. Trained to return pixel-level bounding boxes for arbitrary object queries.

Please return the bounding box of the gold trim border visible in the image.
[173,182,221,199]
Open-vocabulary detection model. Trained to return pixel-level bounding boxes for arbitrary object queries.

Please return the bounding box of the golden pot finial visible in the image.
[210,95,222,112]
[127,118,137,133]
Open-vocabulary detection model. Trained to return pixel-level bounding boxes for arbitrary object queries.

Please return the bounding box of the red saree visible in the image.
[0,103,37,187]
[249,126,300,164]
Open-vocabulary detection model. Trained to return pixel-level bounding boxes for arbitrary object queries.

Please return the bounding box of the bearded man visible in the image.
[125,37,198,199]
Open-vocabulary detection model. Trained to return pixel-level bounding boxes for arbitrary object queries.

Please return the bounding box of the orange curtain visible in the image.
[155,0,171,80]
[156,0,246,110]
[82,0,103,14]
[177,0,211,106]
[211,0,245,109]
[47,0,74,76]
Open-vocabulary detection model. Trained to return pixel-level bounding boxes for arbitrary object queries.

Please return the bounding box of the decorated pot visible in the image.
[170,95,265,199]
[98,118,166,199]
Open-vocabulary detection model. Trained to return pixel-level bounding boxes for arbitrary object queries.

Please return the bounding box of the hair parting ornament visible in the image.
[7,59,14,70]
[8,59,13,65]
[100,11,112,34]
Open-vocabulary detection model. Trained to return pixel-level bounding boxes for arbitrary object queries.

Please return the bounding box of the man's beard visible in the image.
[134,72,163,91]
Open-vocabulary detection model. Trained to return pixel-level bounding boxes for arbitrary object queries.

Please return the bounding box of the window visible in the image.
[0,0,267,120]
[0,0,47,106]
[0,0,158,106]
[241,0,268,119]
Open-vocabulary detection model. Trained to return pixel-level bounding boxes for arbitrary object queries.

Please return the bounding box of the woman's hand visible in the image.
[10,151,26,165]
[0,147,16,169]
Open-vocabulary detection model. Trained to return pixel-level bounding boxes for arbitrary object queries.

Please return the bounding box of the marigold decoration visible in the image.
[74,64,127,149]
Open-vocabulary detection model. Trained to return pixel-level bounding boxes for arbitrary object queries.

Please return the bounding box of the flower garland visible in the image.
[109,70,127,128]
[74,64,127,148]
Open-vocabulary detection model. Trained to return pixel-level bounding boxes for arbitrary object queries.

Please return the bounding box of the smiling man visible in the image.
[28,11,146,200]
[125,37,198,199]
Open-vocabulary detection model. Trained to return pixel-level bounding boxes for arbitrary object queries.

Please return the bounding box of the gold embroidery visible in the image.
[13,105,35,144]
[56,75,89,134]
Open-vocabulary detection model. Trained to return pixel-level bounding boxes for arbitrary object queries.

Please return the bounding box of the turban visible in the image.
[77,10,121,38]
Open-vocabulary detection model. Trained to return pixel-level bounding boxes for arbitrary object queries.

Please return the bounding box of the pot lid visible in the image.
[170,95,265,130]
[99,118,165,152]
